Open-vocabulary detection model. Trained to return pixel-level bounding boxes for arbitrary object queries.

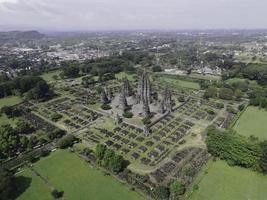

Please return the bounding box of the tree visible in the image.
[0,125,20,157]
[260,141,267,174]
[152,65,162,72]
[15,120,34,134]
[51,189,64,199]
[109,154,124,173]
[102,149,115,167]
[219,87,234,100]
[204,86,217,99]
[61,61,80,78]
[47,129,66,140]
[154,186,170,200]
[56,134,77,149]
[26,80,50,100]
[170,180,184,196]
[95,144,106,160]
[122,111,133,118]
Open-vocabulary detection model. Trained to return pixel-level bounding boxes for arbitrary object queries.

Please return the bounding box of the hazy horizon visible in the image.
[0,0,267,31]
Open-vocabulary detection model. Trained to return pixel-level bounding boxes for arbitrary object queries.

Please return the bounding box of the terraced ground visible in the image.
[189,160,267,200]
[16,150,145,200]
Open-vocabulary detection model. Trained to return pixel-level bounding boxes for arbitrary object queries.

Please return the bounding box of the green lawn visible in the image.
[40,70,61,83]
[159,76,200,90]
[16,150,144,200]
[16,168,53,200]
[0,96,22,126]
[234,106,267,140]
[115,72,136,82]
[0,96,22,108]
[190,160,267,200]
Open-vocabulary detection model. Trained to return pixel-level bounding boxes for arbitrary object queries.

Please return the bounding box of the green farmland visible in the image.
[16,150,144,200]
[234,106,267,140]
[189,160,267,200]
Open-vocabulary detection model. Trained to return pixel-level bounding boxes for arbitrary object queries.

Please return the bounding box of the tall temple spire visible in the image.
[138,69,151,117]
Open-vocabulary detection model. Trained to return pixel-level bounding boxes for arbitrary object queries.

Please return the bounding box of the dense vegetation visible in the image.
[0,76,52,100]
[0,123,65,158]
[95,144,125,173]
[206,127,267,174]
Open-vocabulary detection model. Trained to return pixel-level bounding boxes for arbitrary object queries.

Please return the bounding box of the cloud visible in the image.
[0,0,266,31]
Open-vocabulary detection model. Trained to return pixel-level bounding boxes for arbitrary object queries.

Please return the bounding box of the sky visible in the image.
[0,0,266,31]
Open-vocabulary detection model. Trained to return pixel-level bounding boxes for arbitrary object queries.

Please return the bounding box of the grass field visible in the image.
[40,70,61,83]
[189,73,221,81]
[16,168,53,200]
[0,96,22,126]
[234,106,267,140]
[158,75,200,90]
[16,150,144,200]
[190,160,267,200]
[115,72,136,81]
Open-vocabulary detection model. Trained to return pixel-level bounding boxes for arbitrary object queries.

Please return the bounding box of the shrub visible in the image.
[51,189,64,199]
[101,104,111,110]
[170,180,185,195]
[122,111,133,118]
[238,104,246,111]
[206,108,215,115]
[142,117,151,125]
[51,113,62,122]
[178,96,185,102]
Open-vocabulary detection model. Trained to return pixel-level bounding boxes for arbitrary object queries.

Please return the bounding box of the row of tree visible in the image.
[206,126,267,174]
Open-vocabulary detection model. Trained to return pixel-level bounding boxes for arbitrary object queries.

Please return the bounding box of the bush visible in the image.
[101,104,111,110]
[215,102,224,109]
[170,180,185,195]
[51,113,62,122]
[122,111,133,118]
[51,189,64,199]
[238,104,246,111]
[142,117,151,125]
[206,108,215,115]
[178,96,185,102]
[226,106,238,114]
[154,186,170,200]
[219,87,234,100]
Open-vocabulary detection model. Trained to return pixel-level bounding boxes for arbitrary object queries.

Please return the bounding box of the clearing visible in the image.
[16,150,144,200]
[234,106,267,140]
[189,160,267,200]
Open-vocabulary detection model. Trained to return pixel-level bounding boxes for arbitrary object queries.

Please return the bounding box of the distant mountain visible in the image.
[0,31,45,42]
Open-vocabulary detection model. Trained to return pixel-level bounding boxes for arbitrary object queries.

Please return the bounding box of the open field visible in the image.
[0,96,22,126]
[189,160,267,200]
[189,73,221,81]
[115,71,136,81]
[16,150,144,200]
[40,70,61,83]
[234,106,267,140]
[158,75,200,90]
[16,168,53,200]
[0,95,22,108]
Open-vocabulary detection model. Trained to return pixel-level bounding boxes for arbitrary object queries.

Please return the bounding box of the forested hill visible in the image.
[0,31,45,43]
